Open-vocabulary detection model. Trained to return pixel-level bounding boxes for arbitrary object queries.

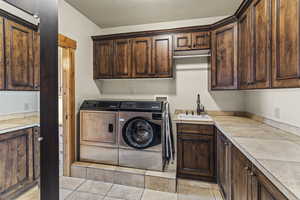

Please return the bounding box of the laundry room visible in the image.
[1,0,300,200]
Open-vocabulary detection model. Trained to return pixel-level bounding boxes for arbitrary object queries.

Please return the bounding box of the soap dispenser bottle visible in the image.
[196,94,204,115]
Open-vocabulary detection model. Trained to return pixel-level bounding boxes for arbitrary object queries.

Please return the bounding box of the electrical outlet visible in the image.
[24,103,30,111]
[274,107,280,119]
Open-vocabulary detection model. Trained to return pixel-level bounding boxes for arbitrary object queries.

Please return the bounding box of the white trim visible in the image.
[0,0,39,25]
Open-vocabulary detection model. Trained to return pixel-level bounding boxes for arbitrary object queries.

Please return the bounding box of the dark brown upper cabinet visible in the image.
[239,8,254,89]
[113,39,132,78]
[173,32,210,51]
[152,35,173,78]
[177,124,215,182]
[5,19,34,90]
[211,22,238,90]
[272,0,300,88]
[173,33,192,51]
[251,0,271,89]
[0,17,4,90]
[192,32,210,49]
[33,31,40,90]
[131,37,152,78]
[239,0,271,89]
[93,40,113,79]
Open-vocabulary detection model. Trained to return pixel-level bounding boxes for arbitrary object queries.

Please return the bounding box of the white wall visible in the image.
[58,0,102,110]
[244,89,300,128]
[0,91,39,116]
[98,58,245,113]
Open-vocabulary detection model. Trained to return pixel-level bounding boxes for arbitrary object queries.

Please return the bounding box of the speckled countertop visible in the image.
[173,114,300,200]
[0,114,40,134]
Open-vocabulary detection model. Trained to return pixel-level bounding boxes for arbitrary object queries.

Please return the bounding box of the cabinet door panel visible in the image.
[252,166,288,200]
[231,146,250,200]
[132,37,152,77]
[93,40,113,79]
[252,0,271,88]
[152,35,173,78]
[192,32,210,49]
[0,129,34,198]
[177,134,215,179]
[0,17,4,90]
[33,31,40,90]
[173,33,192,51]
[272,0,300,87]
[5,19,34,90]
[113,39,131,78]
[211,23,238,90]
[239,10,253,89]
[217,131,231,199]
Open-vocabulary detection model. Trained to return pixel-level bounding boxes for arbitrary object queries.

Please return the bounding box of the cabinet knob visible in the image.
[250,172,255,176]
[38,137,44,142]
[244,166,249,171]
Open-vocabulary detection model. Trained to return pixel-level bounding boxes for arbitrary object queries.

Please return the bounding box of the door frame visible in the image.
[58,34,77,176]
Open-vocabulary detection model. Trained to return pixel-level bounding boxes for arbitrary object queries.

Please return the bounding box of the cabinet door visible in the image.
[132,37,152,78]
[173,33,192,51]
[93,40,113,79]
[239,9,254,89]
[0,128,34,198]
[0,17,4,90]
[33,31,40,90]
[211,23,238,90]
[231,146,251,200]
[252,0,271,89]
[113,39,132,78]
[272,0,300,88]
[177,133,215,181]
[33,127,40,180]
[5,19,34,90]
[251,166,288,200]
[152,35,173,78]
[192,32,211,49]
[217,131,231,200]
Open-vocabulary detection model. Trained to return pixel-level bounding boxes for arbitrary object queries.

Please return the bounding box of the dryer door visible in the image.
[122,117,159,149]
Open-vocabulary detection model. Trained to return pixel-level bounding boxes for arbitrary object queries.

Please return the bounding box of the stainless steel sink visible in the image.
[177,114,213,121]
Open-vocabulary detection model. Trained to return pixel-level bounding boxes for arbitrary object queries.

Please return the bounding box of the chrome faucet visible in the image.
[196,94,205,115]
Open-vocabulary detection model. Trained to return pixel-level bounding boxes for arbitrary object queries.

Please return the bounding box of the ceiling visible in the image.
[65,0,243,28]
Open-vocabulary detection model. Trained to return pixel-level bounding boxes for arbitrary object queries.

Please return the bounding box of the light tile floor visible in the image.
[18,176,223,200]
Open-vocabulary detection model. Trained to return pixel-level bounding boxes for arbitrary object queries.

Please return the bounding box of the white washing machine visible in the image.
[118,101,165,171]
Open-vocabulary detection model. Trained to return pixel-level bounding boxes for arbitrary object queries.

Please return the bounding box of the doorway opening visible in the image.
[58,34,77,177]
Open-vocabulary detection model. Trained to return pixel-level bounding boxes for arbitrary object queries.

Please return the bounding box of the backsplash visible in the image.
[0,91,39,116]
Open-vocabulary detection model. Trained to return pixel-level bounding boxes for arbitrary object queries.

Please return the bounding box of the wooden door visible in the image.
[177,132,215,181]
[113,39,132,78]
[132,37,152,78]
[173,33,192,51]
[217,131,231,200]
[0,17,4,90]
[272,0,300,88]
[0,128,34,199]
[231,146,251,200]
[5,19,34,90]
[239,8,254,89]
[211,23,238,90]
[252,0,271,89]
[93,40,113,79]
[152,35,173,78]
[33,31,40,90]
[80,111,117,146]
[192,32,211,49]
[251,166,288,200]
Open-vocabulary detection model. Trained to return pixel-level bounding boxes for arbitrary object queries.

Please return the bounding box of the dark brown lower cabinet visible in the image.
[177,124,215,182]
[0,127,39,199]
[251,166,288,200]
[217,130,231,200]
[231,146,252,200]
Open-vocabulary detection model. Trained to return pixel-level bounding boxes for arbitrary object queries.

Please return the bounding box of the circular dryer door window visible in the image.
[123,118,155,149]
